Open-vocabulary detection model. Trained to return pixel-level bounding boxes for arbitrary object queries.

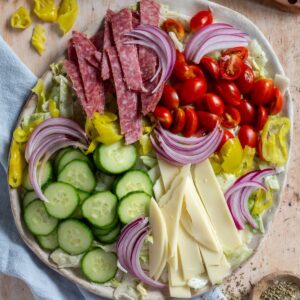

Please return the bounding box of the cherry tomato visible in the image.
[256,105,268,131]
[202,93,225,116]
[162,18,185,40]
[154,106,173,129]
[190,10,213,32]
[221,106,241,128]
[172,51,190,81]
[220,54,243,80]
[183,107,198,137]
[200,56,220,80]
[161,84,179,111]
[222,47,249,61]
[189,65,205,78]
[171,107,186,134]
[197,111,219,132]
[251,79,275,105]
[269,87,283,115]
[238,125,258,148]
[218,129,234,150]
[177,77,207,105]
[215,80,241,106]
[237,99,256,125]
[236,64,255,94]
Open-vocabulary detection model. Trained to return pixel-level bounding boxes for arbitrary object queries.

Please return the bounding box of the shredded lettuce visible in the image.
[137,283,148,299]
[92,241,116,253]
[188,276,209,290]
[114,274,139,300]
[50,248,83,268]
[248,39,268,77]
[226,243,253,268]
[140,156,157,169]
[94,172,116,192]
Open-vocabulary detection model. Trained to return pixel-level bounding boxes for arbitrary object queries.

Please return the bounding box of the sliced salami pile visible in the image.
[64,0,161,144]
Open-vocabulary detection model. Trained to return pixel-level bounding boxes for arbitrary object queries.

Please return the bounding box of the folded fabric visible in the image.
[0,35,226,300]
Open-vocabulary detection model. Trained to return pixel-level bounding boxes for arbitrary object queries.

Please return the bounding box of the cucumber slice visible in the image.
[118,192,151,224]
[24,200,58,235]
[23,191,38,209]
[82,192,118,228]
[57,149,91,173]
[92,215,119,236]
[95,224,121,244]
[71,207,83,219]
[78,191,90,204]
[36,228,58,251]
[22,161,53,190]
[81,249,117,283]
[58,160,96,193]
[114,170,153,199]
[93,141,137,174]
[44,182,79,219]
[58,219,93,255]
[54,147,72,172]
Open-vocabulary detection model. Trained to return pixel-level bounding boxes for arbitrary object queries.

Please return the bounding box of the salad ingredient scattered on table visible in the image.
[8,0,291,298]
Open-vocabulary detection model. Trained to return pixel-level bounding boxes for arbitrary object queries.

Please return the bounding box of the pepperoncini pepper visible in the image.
[220,138,243,173]
[31,25,46,55]
[261,117,290,166]
[57,0,79,35]
[8,139,25,188]
[252,188,273,215]
[49,100,60,117]
[33,0,58,22]
[10,7,32,29]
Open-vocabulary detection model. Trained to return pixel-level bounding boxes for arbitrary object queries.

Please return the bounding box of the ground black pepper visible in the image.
[260,280,300,300]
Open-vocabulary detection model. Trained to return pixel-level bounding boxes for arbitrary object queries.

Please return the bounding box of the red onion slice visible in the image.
[224,181,267,199]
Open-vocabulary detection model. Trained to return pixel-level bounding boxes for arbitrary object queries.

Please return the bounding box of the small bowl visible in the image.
[250,272,300,300]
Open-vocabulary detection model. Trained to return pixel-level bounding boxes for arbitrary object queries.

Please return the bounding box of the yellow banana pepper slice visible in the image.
[57,0,79,35]
[13,127,29,143]
[8,140,25,188]
[261,117,290,166]
[34,0,58,22]
[236,146,256,176]
[49,100,60,117]
[220,138,243,173]
[10,7,32,29]
[31,25,46,55]
[252,188,273,216]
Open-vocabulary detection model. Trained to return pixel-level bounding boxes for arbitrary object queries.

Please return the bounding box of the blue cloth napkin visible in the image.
[0,35,225,300]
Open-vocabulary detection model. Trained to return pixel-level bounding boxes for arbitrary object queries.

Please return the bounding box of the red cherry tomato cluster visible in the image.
[154,9,284,150]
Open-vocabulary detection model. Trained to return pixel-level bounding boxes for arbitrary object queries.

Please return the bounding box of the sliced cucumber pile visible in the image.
[22,141,154,284]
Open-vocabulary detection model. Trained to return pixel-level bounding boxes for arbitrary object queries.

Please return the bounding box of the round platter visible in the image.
[7,0,293,298]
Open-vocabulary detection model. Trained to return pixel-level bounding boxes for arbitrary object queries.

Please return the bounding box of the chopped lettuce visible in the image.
[114,274,139,300]
[226,243,253,269]
[265,175,280,190]
[188,276,209,290]
[216,173,237,193]
[50,248,83,268]
[92,241,116,252]
[140,156,157,169]
[248,39,268,77]
[94,172,116,192]
[137,283,148,299]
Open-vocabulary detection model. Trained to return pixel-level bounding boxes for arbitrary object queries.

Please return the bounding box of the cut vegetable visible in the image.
[58,219,93,255]
[58,160,96,193]
[37,228,58,251]
[22,160,53,190]
[82,191,118,228]
[95,224,121,244]
[93,142,137,174]
[23,191,38,209]
[114,170,153,199]
[54,147,72,171]
[81,248,117,283]
[24,200,58,235]
[44,182,79,219]
[118,192,151,224]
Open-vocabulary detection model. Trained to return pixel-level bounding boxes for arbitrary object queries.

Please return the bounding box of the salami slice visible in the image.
[101,10,115,81]
[72,32,105,117]
[111,8,144,92]
[141,78,164,115]
[85,51,102,69]
[90,28,104,50]
[132,11,140,28]
[106,46,141,143]
[139,0,160,81]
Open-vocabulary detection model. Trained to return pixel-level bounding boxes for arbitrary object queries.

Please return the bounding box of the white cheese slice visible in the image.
[160,175,188,262]
[153,177,165,200]
[148,165,160,183]
[169,286,191,299]
[192,160,242,252]
[149,198,168,279]
[157,158,179,190]
[182,176,220,252]
[158,164,190,207]
[177,224,205,280]
[168,249,185,287]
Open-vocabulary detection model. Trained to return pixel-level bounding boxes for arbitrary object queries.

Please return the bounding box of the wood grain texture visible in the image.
[0,0,300,299]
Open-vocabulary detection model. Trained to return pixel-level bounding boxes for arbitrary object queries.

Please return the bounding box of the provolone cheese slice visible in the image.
[148,165,160,183]
[182,176,220,252]
[177,224,205,280]
[153,177,165,200]
[157,158,179,190]
[169,286,191,298]
[149,198,168,278]
[168,247,185,287]
[192,160,242,252]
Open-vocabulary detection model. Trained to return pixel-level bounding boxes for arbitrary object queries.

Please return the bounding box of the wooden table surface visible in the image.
[0,0,299,299]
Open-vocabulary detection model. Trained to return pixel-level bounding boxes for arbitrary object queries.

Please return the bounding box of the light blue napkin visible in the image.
[0,35,225,300]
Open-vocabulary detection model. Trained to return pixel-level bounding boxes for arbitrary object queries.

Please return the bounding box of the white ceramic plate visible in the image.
[8,0,293,298]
